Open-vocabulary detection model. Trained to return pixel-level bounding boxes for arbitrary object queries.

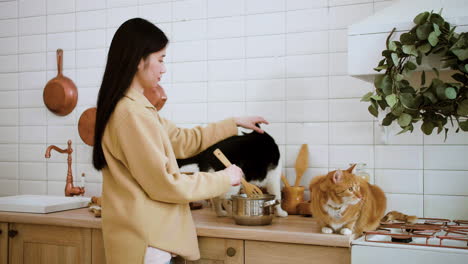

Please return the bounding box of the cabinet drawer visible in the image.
[0,223,7,264]
[186,237,244,264]
[245,241,350,264]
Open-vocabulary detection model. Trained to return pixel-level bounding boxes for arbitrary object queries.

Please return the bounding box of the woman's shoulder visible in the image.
[112,96,154,125]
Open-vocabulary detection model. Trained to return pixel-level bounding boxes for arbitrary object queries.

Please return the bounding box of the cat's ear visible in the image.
[332,170,343,184]
[346,163,357,173]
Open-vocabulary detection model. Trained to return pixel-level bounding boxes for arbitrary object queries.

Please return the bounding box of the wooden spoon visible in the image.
[294,144,309,187]
[213,148,263,197]
[281,174,290,188]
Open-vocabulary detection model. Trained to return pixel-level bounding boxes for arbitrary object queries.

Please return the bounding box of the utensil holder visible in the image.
[281,186,304,215]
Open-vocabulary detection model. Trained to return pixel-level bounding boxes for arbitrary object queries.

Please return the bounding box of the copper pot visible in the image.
[144,84,167,111]
[43,49,78,116]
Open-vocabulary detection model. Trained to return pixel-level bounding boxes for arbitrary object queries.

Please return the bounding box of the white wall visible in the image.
[0,0,466,220]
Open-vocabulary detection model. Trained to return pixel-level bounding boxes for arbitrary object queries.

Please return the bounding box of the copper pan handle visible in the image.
[56,49,63,76]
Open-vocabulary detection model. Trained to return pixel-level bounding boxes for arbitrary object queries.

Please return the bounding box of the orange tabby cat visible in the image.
[309,164,386,236]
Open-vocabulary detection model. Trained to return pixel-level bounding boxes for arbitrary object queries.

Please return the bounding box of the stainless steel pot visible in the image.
[231,194,279,226]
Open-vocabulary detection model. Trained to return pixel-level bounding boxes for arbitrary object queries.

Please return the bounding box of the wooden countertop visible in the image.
[0,208,351,248]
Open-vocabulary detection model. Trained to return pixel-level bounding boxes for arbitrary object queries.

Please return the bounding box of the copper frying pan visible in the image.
[77,85,168,146]
[43,49,78,116]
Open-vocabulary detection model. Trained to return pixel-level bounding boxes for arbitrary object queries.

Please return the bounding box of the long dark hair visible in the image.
[93,18,168,170]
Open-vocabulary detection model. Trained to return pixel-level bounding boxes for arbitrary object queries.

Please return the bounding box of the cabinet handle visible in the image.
[0,229,2,235]
[8,230,18,238]
[226,247,236,257]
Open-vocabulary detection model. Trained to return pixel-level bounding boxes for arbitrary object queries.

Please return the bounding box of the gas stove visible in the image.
[352,218,468,264]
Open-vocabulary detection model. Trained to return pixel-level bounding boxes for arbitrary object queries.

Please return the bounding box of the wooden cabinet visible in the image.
[91,229,106,264]
[245,241,350,264]
[1,223,7,264]
[8,223,91,264]
[186,237,244,264]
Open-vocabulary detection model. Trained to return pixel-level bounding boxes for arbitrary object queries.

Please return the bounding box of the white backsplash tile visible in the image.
[329,98,373,122]
[76,10,106,30]
[108,0,137,8]
[246,0,284,14]
[386,194,423,216]
[0,37,18,56]
[424,129,468,145]
[328,3,373,29]
[424,146,468,170]
[77,29,106,49]
[375,169,423,194]
[19,162,46,181]
[0,109,19,126]
[171,40,207,63]
[0,55,18,72]
[246,57,285,80]
[286,0,327,10]
[47,125,76,144]
[207,102,243,123]
[173,20,207,42]
[106,6,138,28]
[77,163,102,183]
[207,16,244,39]
[286,122,329,145]
[286,100,328,122]
[47,0,75,14]
[329,52,347,76]
[20,126,46,144]
[19,144,46,162]
[172,103,207,124]
[286,54,329,78]
[47,180,66,196]
[286,77,328,100]
[47,32,76,51]
[19,180,47,195]
[76,144,93,163]
[170,82,207,103]
[330,122,373,145]
[19,35,46,54]
[425,170,468,196]
[424,195,468,219]
[0,19,17,38]
[47,13,76,33]
[0,162,18,180]
[173,61,207,82]
[246,12,285,36]
[76,0,106,11]
[207,81,245,102]
[19,16,46,36]
[329,29,348,52]
[0,73,18,91]
[19,90,42,108]
[0,91,19,108]
[246,79,285,101]
[47,162,75,181]
[246,101,285,123]
[374,122,424,145]
[76,49,106,68]
[287,31,328,55]
[286,8,328,33]
[208,38,245,60]
[19,0,46,17]
[329,145,374,169]
[76,68,104,87]
[20,108,47,126]
[209,59,245,81]
[0,1,17,20]
[285,167,329,189]
[0,179,19,196]
[207,0,244,18]
[19,53,47,72]
[247,34,285,58]
[286,144,328,168]
[173,0,206,21]
[375,145,423,169]
[138,2,172,23]
[263,123,285,145]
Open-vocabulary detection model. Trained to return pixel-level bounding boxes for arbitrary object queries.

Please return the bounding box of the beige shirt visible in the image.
[101,88,238,263]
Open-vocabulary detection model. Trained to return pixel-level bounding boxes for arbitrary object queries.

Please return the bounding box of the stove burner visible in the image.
[391,236,413,243]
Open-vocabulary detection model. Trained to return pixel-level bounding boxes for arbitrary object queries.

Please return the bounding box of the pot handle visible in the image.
[262,199,279,208]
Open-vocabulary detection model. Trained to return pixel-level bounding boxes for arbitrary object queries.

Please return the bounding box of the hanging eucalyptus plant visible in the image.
[361,10,468,139]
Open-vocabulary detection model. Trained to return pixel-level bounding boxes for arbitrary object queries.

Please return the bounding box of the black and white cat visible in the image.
[177,129,288,217]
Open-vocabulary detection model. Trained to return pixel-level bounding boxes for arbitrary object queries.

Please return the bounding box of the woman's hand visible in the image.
[223,165,243,186]
[234,116,269,133]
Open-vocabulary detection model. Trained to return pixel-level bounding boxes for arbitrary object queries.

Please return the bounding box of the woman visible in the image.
[92,18,268,264]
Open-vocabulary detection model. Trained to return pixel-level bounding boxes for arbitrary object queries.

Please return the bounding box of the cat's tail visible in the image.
[381,210,418,224]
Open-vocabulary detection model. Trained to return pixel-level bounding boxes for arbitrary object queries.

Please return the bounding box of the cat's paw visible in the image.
[340,228,352,235]
[275,207,288,217]
[321,227,333,234]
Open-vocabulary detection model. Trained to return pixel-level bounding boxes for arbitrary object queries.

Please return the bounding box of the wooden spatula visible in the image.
[294,144,309,187]
[213,148,263,197]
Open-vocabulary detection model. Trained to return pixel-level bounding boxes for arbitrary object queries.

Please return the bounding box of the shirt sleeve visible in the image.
[114,109,232,204]
[159,116,238,159]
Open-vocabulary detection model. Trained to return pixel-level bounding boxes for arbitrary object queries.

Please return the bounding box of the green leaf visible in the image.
[421,121,435,135]
[388,41,397,51]
[374,65,388,71]
[406,61,417,70]
[361,92,373,102]
[396,125,413,135]
[402,45,418,56]
[460,120,468,131]
[368,105,378,118]
[452,73,467,83]
[417,43,432,54]
[457,100,468,116]
[374,75,384,89]
[400,93,417,109]
[423,91,438,103]
[416,54,423,65]
[391,53,399,66]
[465,64,468,73]
[400,33,416,45]
[382,113,396,126]
[433,23,441,36]
[416,23,433,40]
[381,75,393,95]
[414,12,429,25]
[433,67,439,77]
[421,70,426,85]
[428,31,439,46]
[371,95,382,101]
[385,94,398,107]
[445,87,457,99]
[452,48,468,61]
[398,113,412,127]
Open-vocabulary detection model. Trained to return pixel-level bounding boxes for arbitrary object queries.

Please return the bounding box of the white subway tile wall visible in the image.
[0,0,466,220]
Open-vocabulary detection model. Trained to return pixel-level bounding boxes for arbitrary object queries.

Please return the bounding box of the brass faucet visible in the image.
[45,140,85,197]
